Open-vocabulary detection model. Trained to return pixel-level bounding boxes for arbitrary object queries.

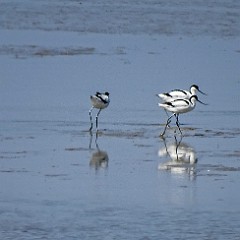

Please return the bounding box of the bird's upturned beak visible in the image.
[197,99,208,105]
[198,89,207,96]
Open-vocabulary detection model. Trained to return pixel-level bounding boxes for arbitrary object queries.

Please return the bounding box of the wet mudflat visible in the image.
[1,1,240,239]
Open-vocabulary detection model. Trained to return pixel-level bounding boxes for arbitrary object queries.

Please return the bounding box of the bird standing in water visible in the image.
[159,95,207,136]
[89,92,110,132]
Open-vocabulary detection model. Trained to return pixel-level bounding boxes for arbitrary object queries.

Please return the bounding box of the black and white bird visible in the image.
[159,95,207,136]
[157,84,206,102]
[89,92,110,131]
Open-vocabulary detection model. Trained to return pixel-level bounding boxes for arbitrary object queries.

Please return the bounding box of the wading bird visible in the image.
[89,92,110,131]
[159,95,207,136]
[157,84,206,102]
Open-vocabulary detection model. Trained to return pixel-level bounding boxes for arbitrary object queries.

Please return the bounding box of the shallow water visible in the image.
[1,117,240,239]
[1,1,240,239]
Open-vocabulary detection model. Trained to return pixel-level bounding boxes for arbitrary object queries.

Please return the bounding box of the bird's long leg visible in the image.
[160,113,175,136]
[89,130,93,149]
[175,114,181,126]
[175,114,182,135]
[164,110,171,127]
[95,109,102,131]
[89,106,94,131]
[162,136,171,159]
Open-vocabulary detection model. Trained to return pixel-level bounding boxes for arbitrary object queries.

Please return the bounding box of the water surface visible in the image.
[0,1,240,239]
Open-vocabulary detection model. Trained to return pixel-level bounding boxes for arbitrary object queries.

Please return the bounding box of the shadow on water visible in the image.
[158,134,198,180]
[89,132,109,171]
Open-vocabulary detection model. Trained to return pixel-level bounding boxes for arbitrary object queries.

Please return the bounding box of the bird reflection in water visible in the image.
[89,132,109,171]
[158,134,197,178]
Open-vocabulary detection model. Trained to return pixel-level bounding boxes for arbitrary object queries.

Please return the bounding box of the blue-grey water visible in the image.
[0,1,240,239]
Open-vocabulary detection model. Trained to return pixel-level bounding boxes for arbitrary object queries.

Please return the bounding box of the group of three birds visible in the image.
[89,85,207,136]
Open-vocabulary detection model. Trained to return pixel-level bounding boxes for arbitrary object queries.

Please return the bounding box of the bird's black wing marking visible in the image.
[164,92,172,97]
[172,98,189,106]
[172,89,188,95]
[96,93,108,104]
[165,102,175,107]
[99,96,108,104]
